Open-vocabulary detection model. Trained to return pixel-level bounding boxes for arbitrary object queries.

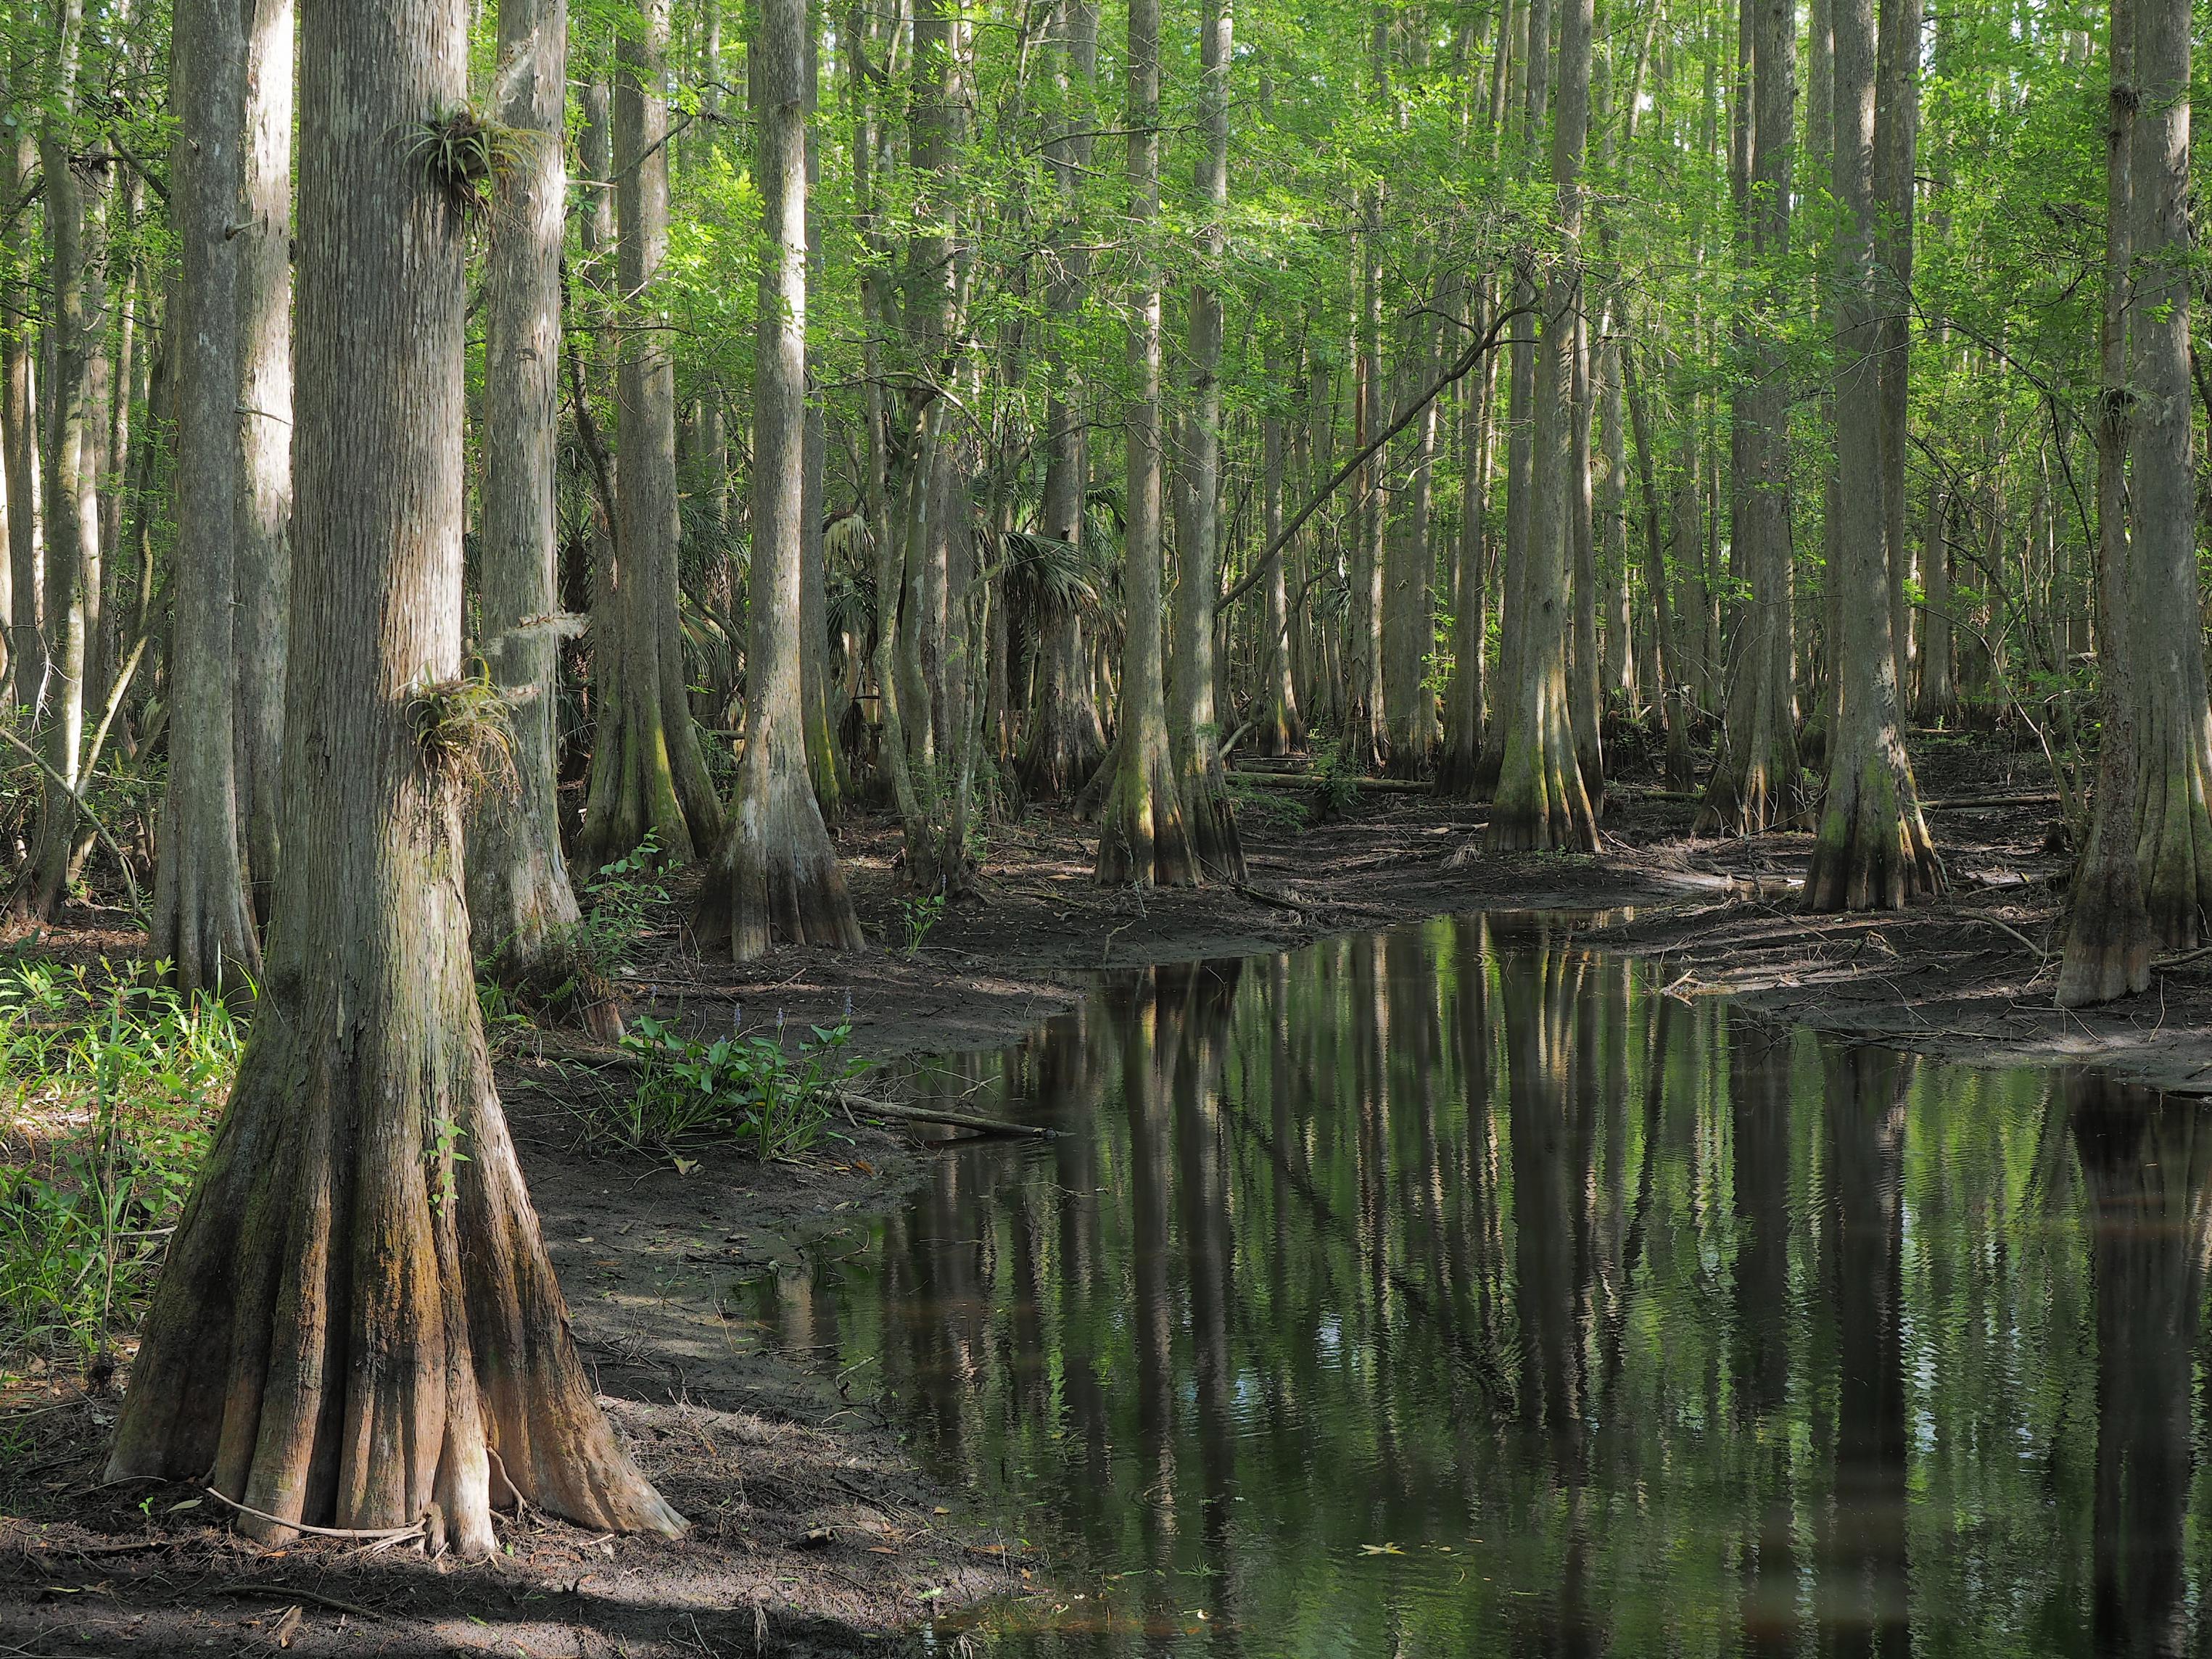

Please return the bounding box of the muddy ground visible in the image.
[5,726,2204,1655]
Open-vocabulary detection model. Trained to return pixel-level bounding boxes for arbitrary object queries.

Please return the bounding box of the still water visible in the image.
[752,913,2212,1656]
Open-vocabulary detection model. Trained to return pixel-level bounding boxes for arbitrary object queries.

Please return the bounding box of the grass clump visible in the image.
[595,1014,867,1166]
[0,960,242,1368]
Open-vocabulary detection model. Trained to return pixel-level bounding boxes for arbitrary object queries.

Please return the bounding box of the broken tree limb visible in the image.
[1218,299,1538,615]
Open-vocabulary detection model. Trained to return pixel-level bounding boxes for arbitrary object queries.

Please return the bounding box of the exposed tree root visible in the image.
[108,955,685,1554]
[1485,677,1598,853]
[1801,756,1944,911]
[1096,730,1197,888]
[693,751,864,961]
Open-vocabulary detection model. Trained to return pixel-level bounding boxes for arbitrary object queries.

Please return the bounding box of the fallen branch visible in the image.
[202,1486,425,1545]
[1965,914,2047,963]
[1227,770,1433,794]
[837,1089,1051,1140]
[0,727,142,912]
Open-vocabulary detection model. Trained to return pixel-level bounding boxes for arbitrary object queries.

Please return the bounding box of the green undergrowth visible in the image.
[0,959,242,1370]
[587,1014,870,1167]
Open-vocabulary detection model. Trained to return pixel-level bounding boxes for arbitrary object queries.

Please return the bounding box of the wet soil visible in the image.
[6,728,2206,1655]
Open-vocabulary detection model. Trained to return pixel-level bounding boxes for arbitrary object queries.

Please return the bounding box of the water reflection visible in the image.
[753,916,2212,1657]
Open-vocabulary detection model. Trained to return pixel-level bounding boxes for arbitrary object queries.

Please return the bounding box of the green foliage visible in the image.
[897,891,948,958]
[1308,738,1363,823]
[598,1014,869,1164]
[0,961,243,1364]
[409,669,517,795]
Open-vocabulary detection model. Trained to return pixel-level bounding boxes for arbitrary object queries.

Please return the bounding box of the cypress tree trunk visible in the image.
[236,0,292,917]
[1596,336,1634,710]
[1487,0,1598,852]
[1801,0,1941,910]
[110,0,685,1552]
[468,0,587,992]
[1017,0,1110,798]
[579,0,724,867]
[1567,307,1602,797]
[1477,0,1548,798]
[2120,0,2211,951]
[1699,0,1805,835]
[1252,350,1305,756]
[798,18,845,824]
[16,0,96,921]
[1094,0,1192,886]
[1874,0,1920,704]
[1437,288,1495,796]
[152,0,261,993]
[2058,0,2149,1007]
[1168,0,1245,880]
[1,73,37,720]
[693,0,863,960]
[1383,315,1443,777]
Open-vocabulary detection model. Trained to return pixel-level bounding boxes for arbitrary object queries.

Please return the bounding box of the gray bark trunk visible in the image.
[112,0,685,1555]
[468,0,586,988]
[1094,0,1192,885]
[152,0,261,992]
[693,0,862,959]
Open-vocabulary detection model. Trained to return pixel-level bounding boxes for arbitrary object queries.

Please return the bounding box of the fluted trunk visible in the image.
[110,0,685,1555]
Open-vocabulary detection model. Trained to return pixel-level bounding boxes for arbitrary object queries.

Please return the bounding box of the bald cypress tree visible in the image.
[110,0,685,1550]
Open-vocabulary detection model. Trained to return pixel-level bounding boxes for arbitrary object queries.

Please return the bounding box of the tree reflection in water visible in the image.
[751,916,2211,1657]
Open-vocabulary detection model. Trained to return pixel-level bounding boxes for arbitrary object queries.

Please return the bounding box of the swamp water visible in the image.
[751,912,2209,1655]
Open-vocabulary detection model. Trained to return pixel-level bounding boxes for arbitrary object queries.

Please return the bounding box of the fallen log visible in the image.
[838,1090,1053,1140]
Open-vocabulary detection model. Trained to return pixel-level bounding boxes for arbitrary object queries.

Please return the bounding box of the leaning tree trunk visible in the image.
[693,0,862,961]
[578,0,723,868]
[2120,0,2212,951]
[1699,0,1804,836]
[152,0,262,993]
[236,0,293,919]
[467,0,588,996]
[2057,0,2149,1008]
[1487,0,1598,853]
[1801,0,1941,911]
[109,0,686,1555]
[1094,0,1193,887]
[1166,0,1245,882]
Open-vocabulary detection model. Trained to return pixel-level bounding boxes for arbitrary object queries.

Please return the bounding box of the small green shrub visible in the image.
[600,1014,869,1164]
[896,891,947,958]
[1309,739,1363,822]
[0,961,242,1364]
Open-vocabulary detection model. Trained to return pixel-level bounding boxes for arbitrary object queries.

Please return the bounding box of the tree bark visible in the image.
[1167,0,1245,880]
[468,0,587,993]
[693,0,863,961]
[110,0,685,1555]
[1801,0,1941,910]
[152,0,262,993]
[1094,0,1192,886]
[579,0,724,868]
